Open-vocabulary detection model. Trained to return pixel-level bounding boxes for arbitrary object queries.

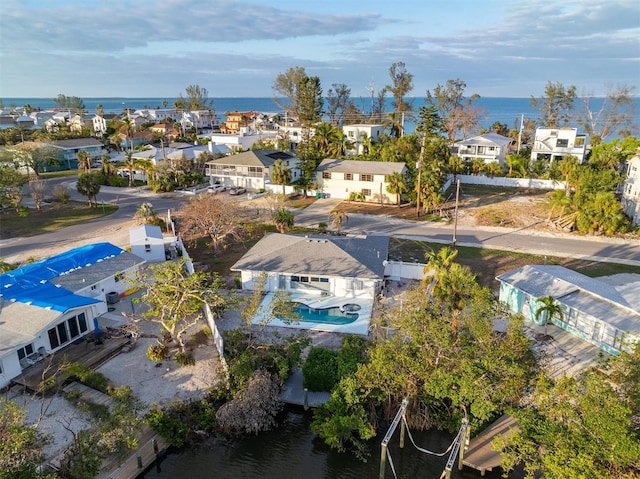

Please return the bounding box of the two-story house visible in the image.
[69,114,95,133]
[205,149,300,192]
[453,133,513,166]
[531,127,590,163]
[622,153,640,226]
[92,113,119,136]
[220,111,260,134]
[342,124,384,155]
[315,158,407,204]
[48,138,106,170]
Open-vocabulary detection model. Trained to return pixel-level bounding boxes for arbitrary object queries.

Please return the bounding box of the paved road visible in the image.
[4,186,640,267]
[1,178,191,262]
[294,199,640,266]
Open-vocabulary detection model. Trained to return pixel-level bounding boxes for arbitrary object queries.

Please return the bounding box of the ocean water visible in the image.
[3,96,638,136]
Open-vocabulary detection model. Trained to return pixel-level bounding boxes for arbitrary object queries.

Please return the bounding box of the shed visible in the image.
[129,224,166,263]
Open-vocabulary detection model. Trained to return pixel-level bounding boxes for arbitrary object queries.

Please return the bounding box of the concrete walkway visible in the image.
[280,367,330,408]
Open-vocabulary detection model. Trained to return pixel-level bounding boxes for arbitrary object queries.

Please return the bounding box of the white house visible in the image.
[48,138,106,169]
[129,224,174,263]
[205,149,301,192]
[209,129,279,152]
[454,133,513,166]
[342,124,384,155]
[231,233,389,335]
[622,153,640,226]
[497,265,640,356]
[92,113,119,136]
[315,158,407,204]
[0,243,145,389]
[531,128,590,164]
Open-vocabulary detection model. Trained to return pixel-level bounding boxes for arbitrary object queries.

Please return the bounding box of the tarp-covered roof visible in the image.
[0,243,128,312]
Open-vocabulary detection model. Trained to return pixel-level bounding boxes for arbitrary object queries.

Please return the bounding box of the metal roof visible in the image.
[206,149,295,168]
[455,133,513,147]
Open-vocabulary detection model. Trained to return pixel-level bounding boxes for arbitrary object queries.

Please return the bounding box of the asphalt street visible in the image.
[3,183,640,266]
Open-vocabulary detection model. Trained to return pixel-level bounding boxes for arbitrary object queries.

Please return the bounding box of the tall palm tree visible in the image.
[329,208,348,235]
[273,207,294,233]
[271,159,292,195]
[120,117,135,152]
[313,122,344,157]
[534,295,564,335]
[386,171,407,207]
[135,158,156,184]
[123,152,136,187]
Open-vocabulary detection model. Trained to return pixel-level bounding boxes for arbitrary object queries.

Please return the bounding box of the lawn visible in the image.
[0,201,118,239]
[389,237,640,289]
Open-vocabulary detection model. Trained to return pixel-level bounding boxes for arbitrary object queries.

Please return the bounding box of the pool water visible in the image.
[288,302,360,325]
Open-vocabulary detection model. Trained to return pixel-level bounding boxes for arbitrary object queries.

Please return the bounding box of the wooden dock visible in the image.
[96,424,169,479]
[462,414,519,476]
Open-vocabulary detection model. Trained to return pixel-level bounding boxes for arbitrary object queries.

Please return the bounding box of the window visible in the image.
[145,244,151,252]
[575,137,585,146]
[17,344,34,360]
[322,172,331,179]
[361,189,371,196]
[344,173,353,181]
[291,275,300,282]
[300,276,309,283]
[91,285,97,291]
[360,174,373,182]
[348,131,354,138]
[115,272,124,283]
[47,313,88,350]
[556,139,569,147]
[351,280,364,290]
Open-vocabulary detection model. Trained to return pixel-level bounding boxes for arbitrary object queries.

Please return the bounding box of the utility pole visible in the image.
[452,178,460,248]
[517,114,524,154]
[415,130,427,216]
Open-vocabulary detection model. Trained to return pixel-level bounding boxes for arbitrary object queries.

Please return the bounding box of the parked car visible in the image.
[208,184,226,193]
[229,187,246,196]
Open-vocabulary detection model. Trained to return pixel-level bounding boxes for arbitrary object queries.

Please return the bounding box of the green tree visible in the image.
[1,141,58,179]
[0,398,52,478]
[0,163,27,209]
[385,171,407,207]
[500,347,640,479]
[174,84,214,111]
[385,61,414,120]
[271,159,292,195]
[134,202,158,224]
[313,122,344,157]
[530,81,577,128]
[297,75,323,127]
[123,152,137,187]
[272,66,307,120]
[273,207,294,233]
[423,245,459,295]
[534,295,564,335]
[53,93,86,114]
[76,173,101,207]
[329,208,348,235]
[135,258,230,354]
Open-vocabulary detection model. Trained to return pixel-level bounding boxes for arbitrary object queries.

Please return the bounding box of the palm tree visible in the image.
[120,117,135,152]
[273,207,294,233]
[135,158,155,184]
[135,202,158,224]
[271,159,292,195]
[385,171,407,207]
[76,173,100,207]
[329,208,348,235]
[313,122,344,157]
[424,246,458,295]
[123,152,136,187]
[76,150,91,173]
[534,295,564,335]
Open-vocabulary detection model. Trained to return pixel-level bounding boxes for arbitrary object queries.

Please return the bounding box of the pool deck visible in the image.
[252,292,373,336]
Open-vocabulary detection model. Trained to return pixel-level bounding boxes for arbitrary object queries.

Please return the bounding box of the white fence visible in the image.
[449,174,565,190]
[173,234,228,377]
[385,261,430,281]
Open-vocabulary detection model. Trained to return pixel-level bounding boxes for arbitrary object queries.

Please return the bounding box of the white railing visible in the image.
[451,174,565,190]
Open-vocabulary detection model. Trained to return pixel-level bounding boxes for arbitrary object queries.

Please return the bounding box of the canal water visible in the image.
[142,407,509,479]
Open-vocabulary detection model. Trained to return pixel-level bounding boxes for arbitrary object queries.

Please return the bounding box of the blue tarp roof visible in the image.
[0,242,125,312]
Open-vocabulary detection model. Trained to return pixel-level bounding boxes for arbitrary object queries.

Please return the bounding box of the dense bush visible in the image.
[147,344,169,362]
[62,362,111,392]
[145,406,190,447]
[303,347,339,391]
[337,336,370,378]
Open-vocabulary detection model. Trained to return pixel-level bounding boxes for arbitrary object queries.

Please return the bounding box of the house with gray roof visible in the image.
[47,138,106,170]
[232,233,388,299]
[205,149,301,192]
[316,158,407,204]
[497,264,640,355]
[231,233,388,335]
[0,243,145,389]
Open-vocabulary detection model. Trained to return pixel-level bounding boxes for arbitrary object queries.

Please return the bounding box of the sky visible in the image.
[1,0,639,99]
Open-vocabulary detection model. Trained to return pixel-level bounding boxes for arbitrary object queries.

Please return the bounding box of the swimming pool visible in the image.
[288,302,360,325]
